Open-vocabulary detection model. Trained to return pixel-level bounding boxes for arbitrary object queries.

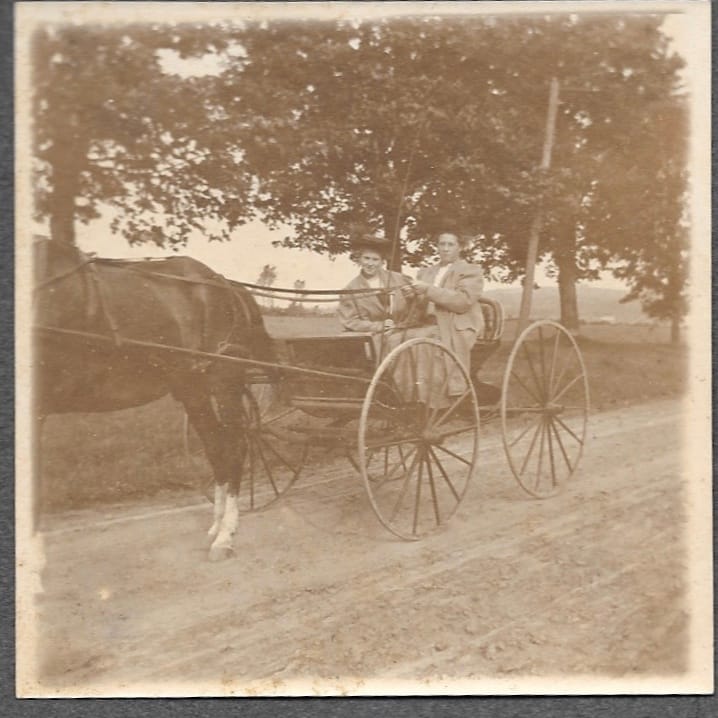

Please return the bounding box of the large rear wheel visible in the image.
[501,320,589,498]
[358,338,479,540]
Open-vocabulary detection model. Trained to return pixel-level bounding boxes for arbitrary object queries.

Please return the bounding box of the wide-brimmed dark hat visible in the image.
[350,235,392,257]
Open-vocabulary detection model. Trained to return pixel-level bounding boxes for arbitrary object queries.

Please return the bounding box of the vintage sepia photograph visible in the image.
[15,1,712,697]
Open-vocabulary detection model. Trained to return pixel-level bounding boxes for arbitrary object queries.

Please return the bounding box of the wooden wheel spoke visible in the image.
[434,423,477,441]
[253,440,280,497]
[397,444,408,471]
[553,413,584,445]
[509,370,543,405]
[549,358,571,399]
[519,418,543,476]
[373,446,419,486]
[427,371,452,428]
[389,448,422,522]
[368,444,418,485]
[534,419,546,491]
[549,418,574,473]
[425,451,441,526]
[412,453,424,536]
[248,438,256,509]
[430,388,472,433]
[393,445,418,476]
[547,329,561,395]
[551,372,584,404]
[546,416,557,488]
[366,435,421,451]
[432,442,472,468]
[522,342,546,402]
[423,344,437,425]
[407,344,420,403]
[537,325,548,397]
[263,407,298,427]
[260,437,301,476]
[507,418,537,448]
[428,446,461,502]
[346,450,361,473]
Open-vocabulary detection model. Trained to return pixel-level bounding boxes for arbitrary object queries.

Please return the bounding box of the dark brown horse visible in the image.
[33,239,275,560]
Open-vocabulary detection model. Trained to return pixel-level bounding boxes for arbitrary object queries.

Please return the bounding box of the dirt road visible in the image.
[26,399,691,695]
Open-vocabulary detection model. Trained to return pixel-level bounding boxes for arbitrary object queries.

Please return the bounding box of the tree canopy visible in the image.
[32,22,252,246]
[30,13,689,331]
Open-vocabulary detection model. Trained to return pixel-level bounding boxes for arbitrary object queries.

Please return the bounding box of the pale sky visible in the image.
[34,6,699,293]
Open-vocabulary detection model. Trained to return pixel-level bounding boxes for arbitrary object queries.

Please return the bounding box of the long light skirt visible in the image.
[376,326,470,410]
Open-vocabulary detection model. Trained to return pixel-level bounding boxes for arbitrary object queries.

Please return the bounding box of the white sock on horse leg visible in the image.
[208,483,227,538]
[210,494,239,554]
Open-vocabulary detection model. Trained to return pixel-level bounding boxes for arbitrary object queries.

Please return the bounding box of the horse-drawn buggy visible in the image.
[33,239,589,560]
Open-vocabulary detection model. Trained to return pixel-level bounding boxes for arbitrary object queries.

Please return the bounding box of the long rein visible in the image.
[33,256,430,387]
[33,256,402,303]
[33,256,418,347]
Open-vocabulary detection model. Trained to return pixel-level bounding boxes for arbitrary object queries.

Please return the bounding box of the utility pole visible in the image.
[516,77,560,337]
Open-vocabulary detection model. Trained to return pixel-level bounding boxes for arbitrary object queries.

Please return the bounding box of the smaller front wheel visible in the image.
[358,338,479,540]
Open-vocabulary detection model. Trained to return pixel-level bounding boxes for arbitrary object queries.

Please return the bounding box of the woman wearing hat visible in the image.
[338,236,412,335]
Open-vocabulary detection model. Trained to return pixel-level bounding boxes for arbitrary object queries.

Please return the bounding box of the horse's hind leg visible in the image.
[172,381,234,553]
[208,480,227,541]
[206,387,249,562]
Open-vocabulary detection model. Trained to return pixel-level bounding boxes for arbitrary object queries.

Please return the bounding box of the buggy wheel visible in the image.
[358,338,479,540]
[184,386,306,510]
[234,390,307,512]
[501,320,589,498]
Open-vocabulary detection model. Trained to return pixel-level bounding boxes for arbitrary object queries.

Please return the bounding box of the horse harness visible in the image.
[33,252,258,361]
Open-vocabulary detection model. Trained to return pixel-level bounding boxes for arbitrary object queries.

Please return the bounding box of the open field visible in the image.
[265,312,677,344]
[37,321,687,514]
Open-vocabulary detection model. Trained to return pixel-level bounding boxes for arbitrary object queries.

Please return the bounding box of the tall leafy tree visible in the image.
[32,22,252,246]
[523,17,687,330]
[220,17,534,268]
[217,15,687,329]
[31,15,688,334]
[607,98,689,343]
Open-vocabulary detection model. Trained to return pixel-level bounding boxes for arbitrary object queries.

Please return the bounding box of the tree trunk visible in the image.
[47,131,86,244]
[556,246,580,335]
[49,183,77,244]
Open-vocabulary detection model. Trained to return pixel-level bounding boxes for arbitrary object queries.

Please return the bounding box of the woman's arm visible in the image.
[338,296,384,332]
[425,264,483,314]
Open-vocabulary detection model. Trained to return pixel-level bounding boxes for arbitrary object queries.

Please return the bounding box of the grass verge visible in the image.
[37,325,686,513]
